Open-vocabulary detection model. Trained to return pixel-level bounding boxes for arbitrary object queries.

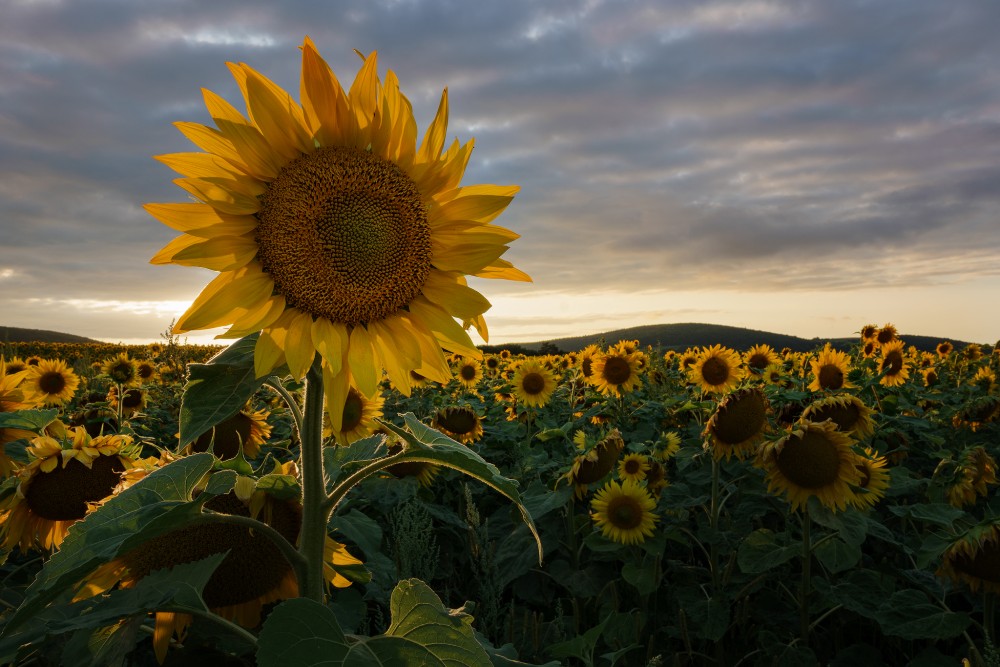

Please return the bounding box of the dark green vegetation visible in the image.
[0,326,99,344]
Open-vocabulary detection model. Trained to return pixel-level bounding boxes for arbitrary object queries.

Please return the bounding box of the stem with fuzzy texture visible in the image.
[298,356,328,602]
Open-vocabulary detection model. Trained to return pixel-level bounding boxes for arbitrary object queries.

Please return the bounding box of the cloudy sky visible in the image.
[2,0,999,346]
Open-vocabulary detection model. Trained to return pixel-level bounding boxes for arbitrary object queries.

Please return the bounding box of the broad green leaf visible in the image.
[547,613,611,662]
[876,589,970,640]
[180,362,266,445]
[808,503,869,546]
[0,407,59,431]
[813,537,862,573]
[686,597,730,642]
[622,558,659,595]
[257,597,350,666]
[255,472,301,500]
[477,636,561,667]
[203,468,238,496]
[61,617,143,667]
[324,433,388,489]
[1,453,215,634]
[737,529,799,574]
[887,503,966,527]
[379,414,542,565]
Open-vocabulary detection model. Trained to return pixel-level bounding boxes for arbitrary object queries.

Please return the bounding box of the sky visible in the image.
[2,0,999,347]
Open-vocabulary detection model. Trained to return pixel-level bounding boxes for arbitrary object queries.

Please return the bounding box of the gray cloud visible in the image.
[2,0,999,341]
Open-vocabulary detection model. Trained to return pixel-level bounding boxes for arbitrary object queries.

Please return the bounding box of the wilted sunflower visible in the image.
[23,359,80,407]
[689,345,745,394]
[76,468,365,664]
[938,522,1000,594]
[325,387,384,446]
[953,395,1000,431]
[147,37,530,427]
[800,394,875,439]
[453,358,483,390]
[432,406,483,444]
[0,429,140,552]
[589,350,643,397]
[875,324,898,346]
[704,387,769,461]
[807,344,854,392]
[590,479,659,546]
[186,407,272,459]
[849,448,890,510]
[102,353,139,387]
[617,453,650,482]
[877,340,910,387]
[743,344,780,375]
[511,359,557,408]
[756,420,862,512]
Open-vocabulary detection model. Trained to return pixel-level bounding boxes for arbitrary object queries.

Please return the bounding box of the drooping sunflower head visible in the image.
[186,408,272,459]
[800,394,875,439]
[102,353,139,387]
[938,522,1000,594]
[589,479,659,546]
[743,344,780,375]
[704,387,769,461]
[147,37,530,429]
[589,350,642,397]
[511,359,558,408]
[433,405,484,444]
[963,344,983,361]
[970,367,997,393]
[23,359,80,408]
[385,441,441,487]
[564,429,625,492]
[688,345,745,394]
[756,420,862,512]
[807,344,854,392]
[921,367,939,387]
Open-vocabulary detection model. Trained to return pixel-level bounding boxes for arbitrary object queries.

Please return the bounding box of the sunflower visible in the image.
[653,431,682,461]
[432,406,484,444]
[875,324,898,346]
[963,344,983,361]
[938,522,1000,594]
[678,349,699,371]
[970,367,997,393]
[25,356,41,366]
[859,324,878,341]
[849,448,890,510]
[102,353,139,387]
[107,386,147,416]
[511,359,557,408]
[590,479,659,546]
[762,363,788,387]
[756,420,861,512]
[76,468,364,664]
[861,340,877,358]
[645,460,669,496]
[689,345,745,394]
[483,355,501,373]
[22,359,80,407]
[799,394,875,439]
[147,37,530,428]
[0,366,35,476]
[327,387,385,446]
[576,344,600,381]
[921,368,939,387]
[453,358,483,390]
[743,344,780,375]
[562,429,625,499]
[935,341,953,358]
[3,357,28,376]
[704,387,769,461]
[136,360,159,383]
[945,447,998,508]
[589,350,643,397]
[877,340,910,387]
[385,441,441,487]
[617,453,650,482]
[953,396,1000,431]
[185,408,272,459]
[0,429,140,552]
[807,344,854,392]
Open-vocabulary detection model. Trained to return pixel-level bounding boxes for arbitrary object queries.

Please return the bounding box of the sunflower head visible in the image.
[744,344,780,374]
[432,406,484,444]
[589,479,659,546]
[617,453,651,482]
[877,341,910,387]
[800,394,875,439]
[511,359,558,408]
[187,408,272,459]
[23,359,80,408]
[589,350,643,397]
[938,522,1000,594]
[807,344,854,392]
[849,448,890,510]
[326,388,384,446]
[875,324,898,346]
[102,353,139,386]
[859,324,878,341]
[704,386,769,461]
[453,358,483,390]
[689,345,745,394]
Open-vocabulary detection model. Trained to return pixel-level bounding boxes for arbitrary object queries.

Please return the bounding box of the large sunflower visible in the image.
[807,344,854,392]
[147,37,530,428]
[23,359,80,407]
[756,420,862,512]
[590,479,659,546]
[0,429,140,552]
[743,344,780,375]
[688,345,745,394]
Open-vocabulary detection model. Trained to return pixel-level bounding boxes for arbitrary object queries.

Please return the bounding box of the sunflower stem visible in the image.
[800,508,812,647]
[322,447,410,514]
[299,356,328,602]
[264,376,304,436]
[709,454,721,593]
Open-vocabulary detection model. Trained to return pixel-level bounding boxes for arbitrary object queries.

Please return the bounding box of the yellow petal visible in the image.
[203,87,251,126]
[173,177,260,215]
[475,258,533,282]
[408,297,481,359]
[242,65,312,160]
[311,317,347,378]
[152,233,257,272]
[144,203,257,237]
[433,222,520,244]
[429,185,519,225]
[416,88,448,165]
[255,315,292,379]
[221,295,286,339]
[173,121,245,169]
[284,310,317,380]
[420,271,492,320]
[346,51,379,148]
[347,326,378,398]
[176,266,273,332]
[213,118,283,181]
[40,456,58,473]
[367,319,412,395]
[432,243,508,274]
[323,363,351,432]
[300,36,351,147]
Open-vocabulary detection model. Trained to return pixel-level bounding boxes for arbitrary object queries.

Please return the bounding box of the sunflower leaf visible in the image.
[737,528,799,574]
[0,453,216,635]
[0,407,60,431]
[876,589,971,640]
[256,597,350,666]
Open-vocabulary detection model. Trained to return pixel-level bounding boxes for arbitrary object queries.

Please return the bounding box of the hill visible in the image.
[0,326,100,344]
[501,323,968,354]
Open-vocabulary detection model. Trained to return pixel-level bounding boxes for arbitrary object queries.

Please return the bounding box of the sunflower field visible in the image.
[1,325,999,666]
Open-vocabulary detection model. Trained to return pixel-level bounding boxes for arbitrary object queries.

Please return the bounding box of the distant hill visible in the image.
[0,326,100,344]
[504,323,971,354]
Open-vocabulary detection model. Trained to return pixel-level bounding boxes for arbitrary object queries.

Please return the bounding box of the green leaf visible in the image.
[203,468,237,496]
[808,504,869,546]
[257,598,350,666]
[685,597,730,642]
[813,537,862,573]
[737,529,799,574]
[477,636,561,667]
[622,558,659,595]
[61,617,143,667]
[876,590,971,640]
[0,407,59,431]
[887,503,966,527]
[1,453,216,635]
[255,472,301,500]
[379,414,543,565]
[324,433,388,489]
[547,614,611,664]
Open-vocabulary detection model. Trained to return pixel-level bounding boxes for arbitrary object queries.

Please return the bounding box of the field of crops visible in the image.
[1,326,998,665]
